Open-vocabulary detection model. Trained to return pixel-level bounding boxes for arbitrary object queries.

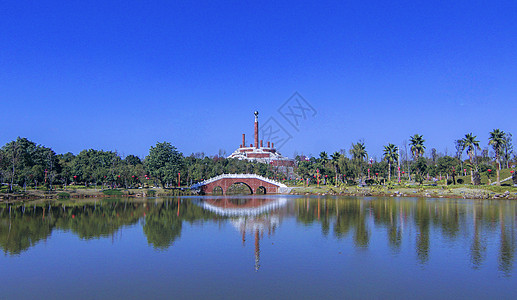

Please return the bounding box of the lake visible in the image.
[1,195,516,299]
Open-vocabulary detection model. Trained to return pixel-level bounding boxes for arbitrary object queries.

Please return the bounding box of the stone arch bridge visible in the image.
[191,174,289,195]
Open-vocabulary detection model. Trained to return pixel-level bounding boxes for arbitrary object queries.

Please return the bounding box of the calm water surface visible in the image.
[1,196,516,299]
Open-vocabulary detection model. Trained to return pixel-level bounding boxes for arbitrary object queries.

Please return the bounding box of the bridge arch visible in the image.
[227,182,253,195]
[212,186,223,195]
[256,186,267,195]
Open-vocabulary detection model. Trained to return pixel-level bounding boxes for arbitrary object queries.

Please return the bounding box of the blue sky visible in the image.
[1,1,516,160]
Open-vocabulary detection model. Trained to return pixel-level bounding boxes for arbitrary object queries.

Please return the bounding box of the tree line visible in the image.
[296,130,514,186]
[0,138,281,192]
[0,129,514,191]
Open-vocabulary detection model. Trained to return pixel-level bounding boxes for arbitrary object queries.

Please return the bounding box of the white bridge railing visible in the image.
[195,198,288,217]
[190,173,287,189]
[490,176,513,185]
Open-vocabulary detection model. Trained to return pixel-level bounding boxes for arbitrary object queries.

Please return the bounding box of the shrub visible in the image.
[102,189,124,196]
[365,179,376,185]
[57,192,70,199]
[447,179,453,185]
[146,190,156,197]
[415,174,424,184]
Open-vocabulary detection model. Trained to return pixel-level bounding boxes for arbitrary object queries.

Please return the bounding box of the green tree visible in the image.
[383,144,399,182]
[412,157,428,184]
[436,156,459,184]
[488,129,506,186]
[124,154,142,166]
[350,142,367,161]
[145,142,184,187]
[0,137,60,191]
[454,139,464,160]
[2,138,23,191]
[502,133,513,168]
[71,149,121,188]
[349,142,367,181]
[57,152,75,189]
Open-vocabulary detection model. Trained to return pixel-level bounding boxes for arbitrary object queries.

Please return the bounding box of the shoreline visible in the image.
[0,187,191,202]
[2,184,517,202]
[289,185,517,200]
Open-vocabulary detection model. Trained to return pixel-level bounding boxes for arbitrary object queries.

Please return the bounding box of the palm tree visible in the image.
[409,134,426,159]
[331,152,341,163]
[489,129,506,186]
[319,151,328,164]
[383,144,399,182]
[350,142,367,161]
[462,133,481,184]
[331,152,341,184]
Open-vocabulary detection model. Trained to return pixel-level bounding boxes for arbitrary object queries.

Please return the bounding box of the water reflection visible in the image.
[143,199,182,250]
[294,197,516,274]
[0,199,221,255]
[195,197,287,271]
[1,197,515,275]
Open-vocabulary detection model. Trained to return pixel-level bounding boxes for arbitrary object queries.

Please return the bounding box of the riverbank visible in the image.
[2,184,517,202]
[290,184,517,200]
[0,187,192,202]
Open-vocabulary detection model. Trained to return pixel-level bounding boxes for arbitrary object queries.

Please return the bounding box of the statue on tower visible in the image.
[254,111,259,148]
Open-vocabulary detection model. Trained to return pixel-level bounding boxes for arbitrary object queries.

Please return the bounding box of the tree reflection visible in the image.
[388,225,402,253]
[0,198,220,254]
[293,197,516,272]
[0,196,516,275]
[0,205,54,255]
[143,200,183,250]
[415,199,430,264]
[353,215,369,249]
[498,205,515,275]
[297,198,370,248]
[56,201,142,240]
[470,203,486,268]
[370,199,403,252]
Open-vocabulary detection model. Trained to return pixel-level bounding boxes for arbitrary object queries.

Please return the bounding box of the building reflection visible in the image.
[197,197,288,271]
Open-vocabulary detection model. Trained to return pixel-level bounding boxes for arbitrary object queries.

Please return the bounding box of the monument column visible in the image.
[254,111,259,148]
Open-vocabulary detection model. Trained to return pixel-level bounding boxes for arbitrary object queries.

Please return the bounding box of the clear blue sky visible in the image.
[1,1,516,160]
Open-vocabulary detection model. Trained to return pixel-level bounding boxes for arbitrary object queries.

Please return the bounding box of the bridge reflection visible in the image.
[198,197,287,216]
[196,197,288,271]
[2,197,515,275]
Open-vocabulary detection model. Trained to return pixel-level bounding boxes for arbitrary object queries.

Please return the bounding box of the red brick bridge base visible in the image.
[200,177,281,195]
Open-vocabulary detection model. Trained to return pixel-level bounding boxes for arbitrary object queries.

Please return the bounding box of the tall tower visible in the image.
[254,111,259,148]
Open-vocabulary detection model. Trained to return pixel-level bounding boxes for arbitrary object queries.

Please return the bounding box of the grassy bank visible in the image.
[290,183,517,200]
[0,187,194,202]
